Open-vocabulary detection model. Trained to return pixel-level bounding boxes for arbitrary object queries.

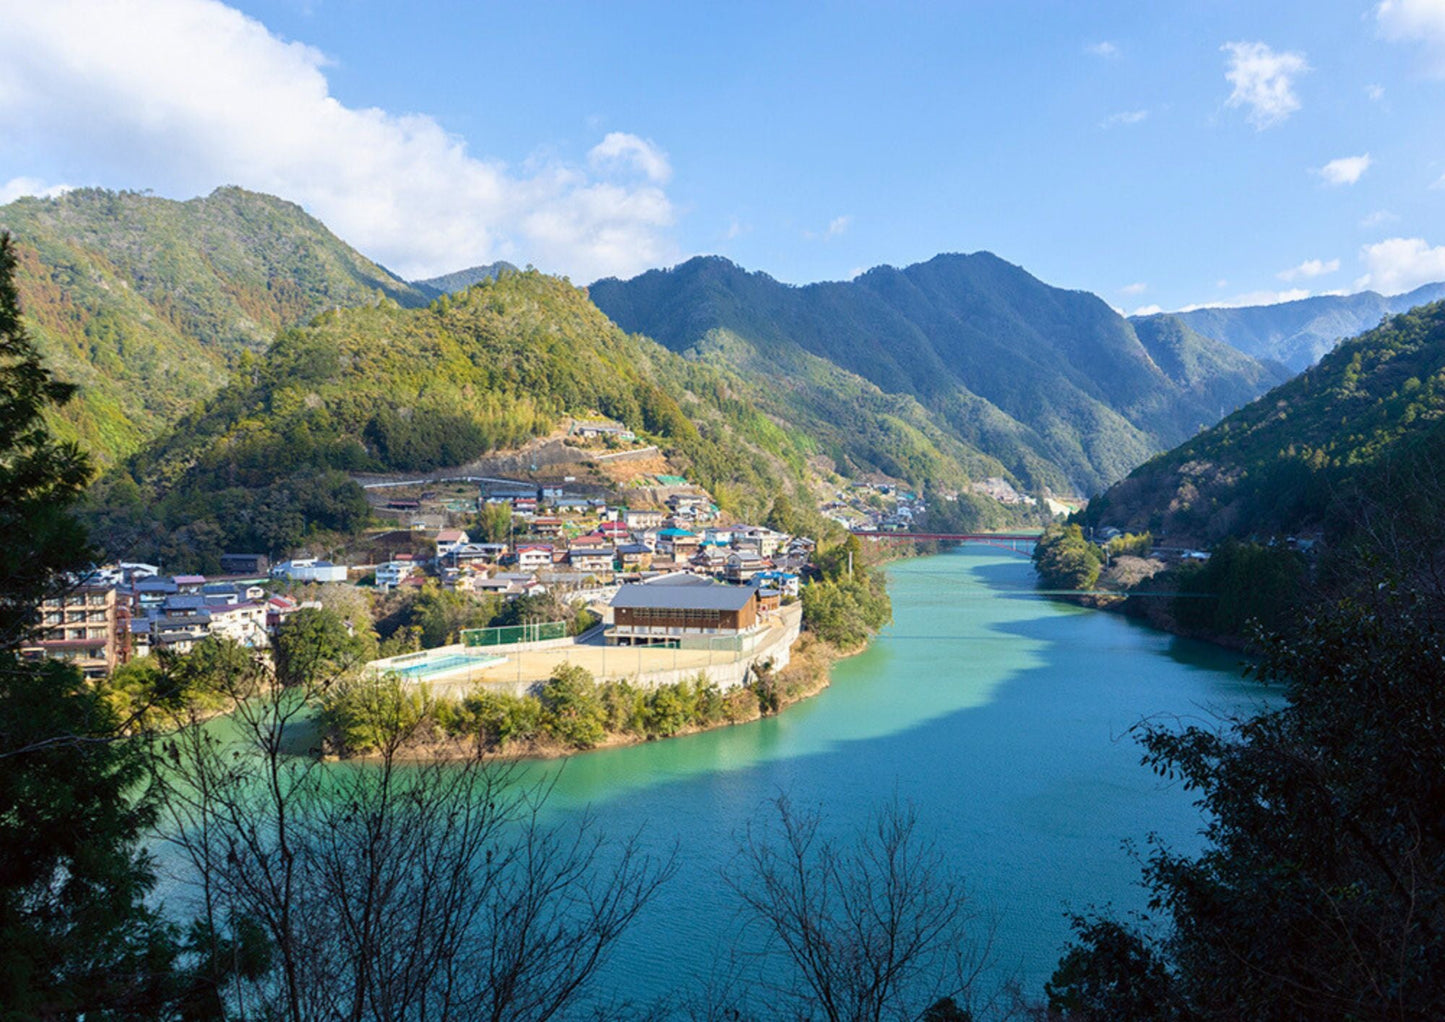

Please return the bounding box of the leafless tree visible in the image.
[722,794,994,1022]
[153,661,674,1021]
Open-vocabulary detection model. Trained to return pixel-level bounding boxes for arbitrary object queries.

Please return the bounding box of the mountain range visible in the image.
[9,184,1441,532]
[589,254,1288,494]
[1132,283,1445,373]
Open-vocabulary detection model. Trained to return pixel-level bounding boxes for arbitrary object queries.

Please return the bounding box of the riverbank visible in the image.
[325,629,867,762]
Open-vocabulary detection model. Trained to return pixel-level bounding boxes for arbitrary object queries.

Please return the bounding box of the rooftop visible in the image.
[611,577,756,612]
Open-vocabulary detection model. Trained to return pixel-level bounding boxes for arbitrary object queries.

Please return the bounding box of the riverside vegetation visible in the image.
[320,535,890,759]
[1031,303,1445,1017]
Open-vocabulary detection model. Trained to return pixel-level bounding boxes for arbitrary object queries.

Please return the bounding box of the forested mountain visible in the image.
[1082,300,1445,547]
[93,268,1030,567]
[0,187,430,461]
[590,254,1288,494]
[413,261,519,296]
[1135,282,1445,372]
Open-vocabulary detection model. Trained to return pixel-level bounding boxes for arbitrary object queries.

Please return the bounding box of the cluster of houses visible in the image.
[424,512,810,600]
[22,564,312,679]
[20,477,817,679]
[820,482,927,532]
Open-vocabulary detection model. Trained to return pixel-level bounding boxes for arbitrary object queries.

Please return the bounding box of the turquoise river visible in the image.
[527,546,1271,1003]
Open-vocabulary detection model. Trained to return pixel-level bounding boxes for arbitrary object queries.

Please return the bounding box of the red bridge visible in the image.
[850,531,1039,554]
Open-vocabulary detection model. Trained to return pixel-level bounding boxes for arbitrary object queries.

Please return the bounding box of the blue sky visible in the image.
[2,1,1444,313]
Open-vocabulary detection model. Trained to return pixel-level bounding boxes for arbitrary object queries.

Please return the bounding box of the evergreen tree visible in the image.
[0,232,179,1015]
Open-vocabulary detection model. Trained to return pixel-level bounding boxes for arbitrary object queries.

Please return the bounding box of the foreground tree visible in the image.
[155,666,675,1021]
[0,231,181,1014]
[722,796,991,1022]
[1048,585,1445,1020]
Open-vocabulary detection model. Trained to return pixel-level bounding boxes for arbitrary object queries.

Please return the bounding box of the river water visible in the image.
[526,547,1270,1004]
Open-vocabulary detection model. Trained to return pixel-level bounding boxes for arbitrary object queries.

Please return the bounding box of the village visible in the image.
[22,463,815,695]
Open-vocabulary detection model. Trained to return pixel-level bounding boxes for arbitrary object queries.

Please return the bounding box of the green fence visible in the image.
[460,620,568,647]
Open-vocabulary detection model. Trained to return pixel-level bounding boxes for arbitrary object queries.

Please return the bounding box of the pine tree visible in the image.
[0,231,179,1016]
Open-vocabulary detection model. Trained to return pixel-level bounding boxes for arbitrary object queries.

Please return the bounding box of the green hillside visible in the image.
[95,268,1028,568]
[590,254,1288,494]
[0,186,430,462]
[1081,301,1445,546]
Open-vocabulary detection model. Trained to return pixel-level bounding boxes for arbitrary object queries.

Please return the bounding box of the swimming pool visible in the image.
[370,650,506,681]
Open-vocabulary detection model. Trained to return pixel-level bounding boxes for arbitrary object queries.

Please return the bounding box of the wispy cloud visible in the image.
[1316,153,1373,185]
[1376,0,1445,76]
[1101,109,1149,128]
[827,215,852,237]
[1431,173,1445,190]
[0,176,73,204]
[1366,83,1386,100]
[1119,282,1148,296]
[1180,288,1313,312]
[0,1,678,280]
[587,132,672,184]
[1086,41,1119,58]
[1131,304,1163,316]
[1361,209,1401,227]
[1278,257,1340,281]
[1222,41,1309,129]
[1355,236,1445,292]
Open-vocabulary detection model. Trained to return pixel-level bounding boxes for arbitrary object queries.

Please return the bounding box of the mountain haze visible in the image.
[591,254,1288,494]
[1134,283,1445,372]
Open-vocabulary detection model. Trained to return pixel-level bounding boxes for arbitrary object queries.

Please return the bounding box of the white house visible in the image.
[376,561,414,589]
[209,602,270,648]
[273,558,349,583]
[515,545,554,572]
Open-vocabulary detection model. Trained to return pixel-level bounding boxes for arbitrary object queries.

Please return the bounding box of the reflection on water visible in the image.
[530,548,1270,999]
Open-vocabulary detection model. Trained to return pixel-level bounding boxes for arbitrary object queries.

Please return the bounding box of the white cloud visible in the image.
[1101,109,1149,128]
[1366,83,1386,100]
[1119,282,1148,296]
[1361,209,1401,227]
[1376,0,1445,75]
[827,215,852,237]
[1316,153,1372,185]
[1216,278,1229,288]
[1432,173,1445,190]
[0,0,677,281]
[1278,257,1340,281]
[1131,304,1163,316]
[587,132,672,184]
[1221,41,1309,129]
[1179,288,1312,312]
[0,176,73,204]
[724,216,750,240]
[1356,236,1445,292]
[1086,41,1119,58]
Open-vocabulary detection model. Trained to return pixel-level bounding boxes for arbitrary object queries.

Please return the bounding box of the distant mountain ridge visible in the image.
[413,261,520,297]
[0,186,431,460]
[1133,283,1445,372]
[591,253,1288,494]
[1083,299,1445,546]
